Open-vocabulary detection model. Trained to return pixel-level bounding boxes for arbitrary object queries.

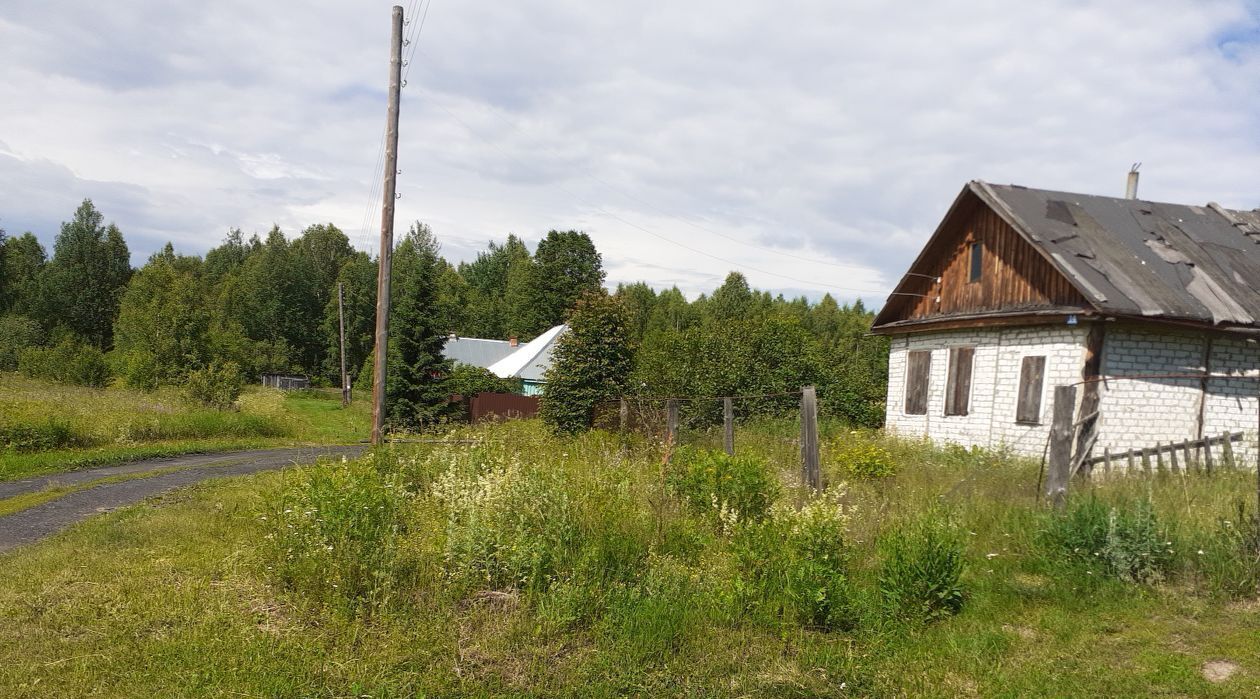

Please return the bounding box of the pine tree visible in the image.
[385,222,454,427]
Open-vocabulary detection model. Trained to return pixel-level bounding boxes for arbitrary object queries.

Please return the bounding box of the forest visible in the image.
[0,199,886,428]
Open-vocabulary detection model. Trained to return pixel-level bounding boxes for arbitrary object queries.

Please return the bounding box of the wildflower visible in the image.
[1198,549,1205,555]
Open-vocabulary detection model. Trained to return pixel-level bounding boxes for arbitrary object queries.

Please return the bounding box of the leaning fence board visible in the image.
[1085,432,1245,473]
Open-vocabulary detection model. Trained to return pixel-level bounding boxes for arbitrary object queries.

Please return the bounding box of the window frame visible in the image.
[902,349,932,416]
[943,346,974,417]
[1014,355,1048,425]
[968,241,983,283]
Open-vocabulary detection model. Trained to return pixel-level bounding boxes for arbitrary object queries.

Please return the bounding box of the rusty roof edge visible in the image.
[971,180,1110,307]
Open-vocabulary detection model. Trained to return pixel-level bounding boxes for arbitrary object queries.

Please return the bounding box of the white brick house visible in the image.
[874,180,1260,463]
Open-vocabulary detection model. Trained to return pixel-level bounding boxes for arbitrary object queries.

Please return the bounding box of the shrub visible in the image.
[1044,496,1176,585]
[433,459,581,592]
[731,497,855,630]
[667,448,780,528]
[0,315,44,370]
[832,439,895,479]
[265,458,414,614]
[19,337,111,387]
[0,418,76,452]
[183,360,244,410]
[878,509,966,622]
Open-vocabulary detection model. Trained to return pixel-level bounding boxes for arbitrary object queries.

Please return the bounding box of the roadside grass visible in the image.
[0,373,370,482]
[3,420,1260,696]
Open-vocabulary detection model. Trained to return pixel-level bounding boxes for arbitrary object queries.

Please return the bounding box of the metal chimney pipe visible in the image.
[1125,163,1141,200]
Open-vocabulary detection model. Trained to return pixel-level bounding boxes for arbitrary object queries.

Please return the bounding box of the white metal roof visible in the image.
[486,324,567,380]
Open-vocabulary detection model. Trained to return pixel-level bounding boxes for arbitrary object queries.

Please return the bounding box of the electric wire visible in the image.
[426,99,886,296]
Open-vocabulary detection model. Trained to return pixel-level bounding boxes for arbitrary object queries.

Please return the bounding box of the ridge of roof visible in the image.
[487,325,568,380]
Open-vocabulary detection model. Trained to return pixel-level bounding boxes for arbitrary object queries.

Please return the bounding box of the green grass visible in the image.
[0,373,370,482]
[3,421,1260,696]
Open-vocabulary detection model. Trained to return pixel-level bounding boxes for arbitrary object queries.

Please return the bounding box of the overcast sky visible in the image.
[2,0,1259,306]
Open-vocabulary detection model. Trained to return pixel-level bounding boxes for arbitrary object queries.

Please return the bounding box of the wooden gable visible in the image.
[874,188,1092,331]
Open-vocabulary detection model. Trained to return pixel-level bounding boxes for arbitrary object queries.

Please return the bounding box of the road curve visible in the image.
[0,445,365,554]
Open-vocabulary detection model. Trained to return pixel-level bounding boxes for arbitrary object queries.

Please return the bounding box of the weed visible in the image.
[877,508,967,622]
[667,447,780,527]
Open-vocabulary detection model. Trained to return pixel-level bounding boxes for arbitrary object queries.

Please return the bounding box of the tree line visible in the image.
[1,199,885,429]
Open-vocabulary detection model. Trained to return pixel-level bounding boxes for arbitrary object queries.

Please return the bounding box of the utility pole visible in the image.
[338,281,349,407]
[371,4,404,445]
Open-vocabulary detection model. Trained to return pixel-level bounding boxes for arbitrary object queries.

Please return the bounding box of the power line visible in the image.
[425,99,885,297]
[357,0,429,249]
[414,46,871,275]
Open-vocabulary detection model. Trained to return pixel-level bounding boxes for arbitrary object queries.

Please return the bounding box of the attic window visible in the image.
[968,242,983,283]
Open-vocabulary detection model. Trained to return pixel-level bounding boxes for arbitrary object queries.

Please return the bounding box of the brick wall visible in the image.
[884,324,1089,456]
[1096,326,1259,468]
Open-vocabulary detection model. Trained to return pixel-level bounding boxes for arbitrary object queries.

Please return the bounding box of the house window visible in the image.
[968,242,983,283]
[903,350,931,415]
[944,347,974,416]
[1016,355,1046,424]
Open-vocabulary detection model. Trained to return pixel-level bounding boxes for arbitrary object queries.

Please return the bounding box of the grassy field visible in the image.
[2,419,1260,696]
[0,373,370,481]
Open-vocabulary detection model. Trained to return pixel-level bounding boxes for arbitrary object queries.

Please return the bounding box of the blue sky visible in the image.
[2,0,1259,306]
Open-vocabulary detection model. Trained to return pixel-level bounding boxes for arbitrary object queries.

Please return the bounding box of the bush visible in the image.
[1044,496,1176,585]
[265,458,414,614]
[667,448,780,528]
[878,509,966,622]
[0,418,77,452]
[731,497,855,630]
[433,458,581,592]
[19,337,111,387]
[0,315,44,371]
[183,360,244,410]
[446,363,522,398]
[832,439,895,479]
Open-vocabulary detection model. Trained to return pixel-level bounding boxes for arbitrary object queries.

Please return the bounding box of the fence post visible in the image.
[666,399,678,446]
[1204,436,1215,474]
[723,397,735,456]
[800,386,821,491]
[1221,431,1234,469]
[1045,384,1076,510]
[619,398,628,433]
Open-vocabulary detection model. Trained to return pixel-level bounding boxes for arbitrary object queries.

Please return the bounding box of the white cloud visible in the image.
[1,0,1259,307]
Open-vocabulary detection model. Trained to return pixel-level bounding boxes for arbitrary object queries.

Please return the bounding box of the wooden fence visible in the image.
[604,386,822,491]
[468,392,539,423]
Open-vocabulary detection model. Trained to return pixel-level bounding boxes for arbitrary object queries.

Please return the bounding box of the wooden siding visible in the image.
[887,199,1089,324]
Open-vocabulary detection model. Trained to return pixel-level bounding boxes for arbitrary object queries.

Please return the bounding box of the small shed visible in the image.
[261,374,310,390]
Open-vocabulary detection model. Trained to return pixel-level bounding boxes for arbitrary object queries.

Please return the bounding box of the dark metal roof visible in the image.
[891,180,1260,329]
[974,182,1260,326]
[442,337,516,369]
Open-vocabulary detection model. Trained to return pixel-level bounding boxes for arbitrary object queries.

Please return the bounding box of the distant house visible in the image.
[442,334,518,370]
[441,325,568,396]
[487,325,568,396]
[873,178,1260,461]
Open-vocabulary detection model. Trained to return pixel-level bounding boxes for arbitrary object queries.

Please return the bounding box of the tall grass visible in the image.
[0,373,292,456]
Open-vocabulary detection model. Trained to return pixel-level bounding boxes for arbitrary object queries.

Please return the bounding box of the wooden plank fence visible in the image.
[1086,431,1244,475]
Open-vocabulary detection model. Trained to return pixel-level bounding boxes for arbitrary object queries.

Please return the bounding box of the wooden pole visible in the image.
[666,399,678,446]
[1045,384,1076,509]
[1222,431,1235,469]
[1103,447,1112,476]
[1204,436,1215,474]
[370,5,404,446]
[618,398,628,433]
[338,282,349,407]
[801,386,820,491]
[723,397,734,456]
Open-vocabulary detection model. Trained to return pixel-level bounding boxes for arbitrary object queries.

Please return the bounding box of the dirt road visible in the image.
[0,446,364,554]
